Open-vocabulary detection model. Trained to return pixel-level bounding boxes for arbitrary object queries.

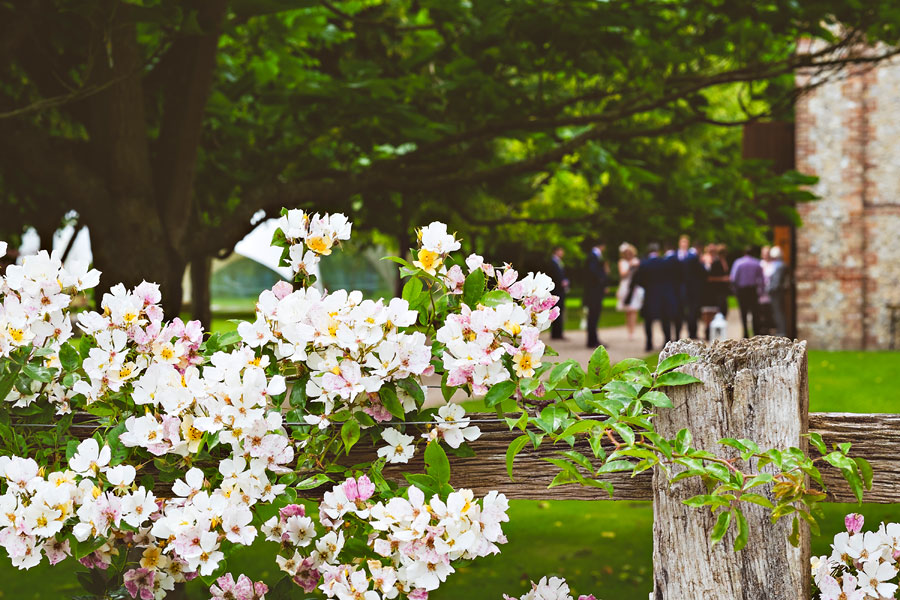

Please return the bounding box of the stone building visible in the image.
[794,59,900,350]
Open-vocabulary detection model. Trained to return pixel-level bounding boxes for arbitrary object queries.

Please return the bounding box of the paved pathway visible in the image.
[425,310,746,405]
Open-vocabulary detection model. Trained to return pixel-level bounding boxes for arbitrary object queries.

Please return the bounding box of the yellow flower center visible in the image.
[519,354,532,371]
[416,249,441,273]
[307,235,332,255]
[186,426,203,443]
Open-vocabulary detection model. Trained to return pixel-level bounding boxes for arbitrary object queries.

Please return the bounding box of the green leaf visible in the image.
[71,535,107,559]
[484,380,516,407]
[739,493,774,509]
[683,494,731,508]
[596,459,633,474]
[557,450,593,472]
[506,434,530,480]
[440,371,457,403]
[548,360,578,389]
[572,388,594,411]
[59,343,81,371]
[588,433,606,460]
[218,330,241,348]
[733,508,749,551]
[404,474,438,499]
[585,346,611,387]
[480,290,512,307]
[382,256,413,268]
[674,429,692,454]
[519,377,542,397]
[603,380,640,399]
[462,268,486,306]
[23,363,54,383]
[558,419,601,439]
[424,442,451,486]
[379,386,405,420]
[78,336,92,358]
[710,510,732,545]
[805,432,827,455]
[655,371,701,387]
[505,412,527,431]
[402,277,425,307]
[823,451,855,471]
[65,439,80,462]
[611,422,635,446]
[656,353,697,374]
[0,365,20,402]
[106,422,128,465]
[295,474,332,490]
[340,419,360,454]
[744,472,774,488]
[855,457,874,490]
[640,390,673,408]
[583,478,614,496]
[549,470,581,488]
[535,405,568,433]
[397,377,425,408]
[788,515,801,546]
[288,380,307,409]
[611,358,646,377]
[354,412,376,427]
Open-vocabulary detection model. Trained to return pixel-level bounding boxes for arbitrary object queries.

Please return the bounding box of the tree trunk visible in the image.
[153,0,228,251]
[652,337,810,600]
[89,211,186,318]
[190,253,212,330]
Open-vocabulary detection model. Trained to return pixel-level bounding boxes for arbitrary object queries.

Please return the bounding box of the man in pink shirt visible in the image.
[730,247,764,338]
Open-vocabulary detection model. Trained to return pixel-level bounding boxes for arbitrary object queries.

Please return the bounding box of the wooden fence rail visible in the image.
[344,411,900,504]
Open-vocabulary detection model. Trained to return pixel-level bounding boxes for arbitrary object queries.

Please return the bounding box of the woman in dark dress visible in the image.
[701,244,730,339]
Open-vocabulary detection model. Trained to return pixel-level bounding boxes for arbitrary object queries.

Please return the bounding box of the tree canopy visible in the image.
[2,0,899,316]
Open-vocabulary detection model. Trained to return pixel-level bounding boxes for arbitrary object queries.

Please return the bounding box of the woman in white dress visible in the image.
[616,243,643,339]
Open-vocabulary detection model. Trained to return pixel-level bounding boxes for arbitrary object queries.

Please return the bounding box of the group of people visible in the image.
[548,237,790,351]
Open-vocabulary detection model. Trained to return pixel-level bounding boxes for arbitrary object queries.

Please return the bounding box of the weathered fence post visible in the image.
[652,337,810,599]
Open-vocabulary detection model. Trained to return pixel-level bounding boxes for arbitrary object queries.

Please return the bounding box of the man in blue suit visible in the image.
[583,242,607,348]
[634,243,679,351]
[674,235,705,339]
[548,246,569,340]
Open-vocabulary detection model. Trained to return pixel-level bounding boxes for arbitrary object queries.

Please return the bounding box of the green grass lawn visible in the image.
[563,296,625,331]
[1,332,897,600]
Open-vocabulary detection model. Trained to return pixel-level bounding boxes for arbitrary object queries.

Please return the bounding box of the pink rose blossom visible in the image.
[123,567,155,600]
[845,513,865,534]
[273,280,294,299]
[279,504,306,520]
[342,475,375,503]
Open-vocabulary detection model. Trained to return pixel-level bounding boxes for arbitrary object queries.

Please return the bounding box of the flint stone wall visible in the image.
[795,54,900,350]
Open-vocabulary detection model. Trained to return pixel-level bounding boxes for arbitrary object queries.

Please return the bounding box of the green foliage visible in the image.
[8,0,900,300]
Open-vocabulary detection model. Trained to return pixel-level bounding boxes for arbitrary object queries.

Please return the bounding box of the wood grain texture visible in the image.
[810,412,900,503]
[329,412,899,504]
[651,337,809,600]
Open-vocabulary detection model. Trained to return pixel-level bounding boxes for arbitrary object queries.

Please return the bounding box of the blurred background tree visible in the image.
[2,0,898,321]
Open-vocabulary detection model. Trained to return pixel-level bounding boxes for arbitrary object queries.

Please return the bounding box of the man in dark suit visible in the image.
[583,242,607,348]
[548,246,569,340]
[675,235,705,339]
[634,243,678,351]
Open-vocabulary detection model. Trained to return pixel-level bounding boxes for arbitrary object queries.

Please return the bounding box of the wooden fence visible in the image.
[345,337,900,599]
